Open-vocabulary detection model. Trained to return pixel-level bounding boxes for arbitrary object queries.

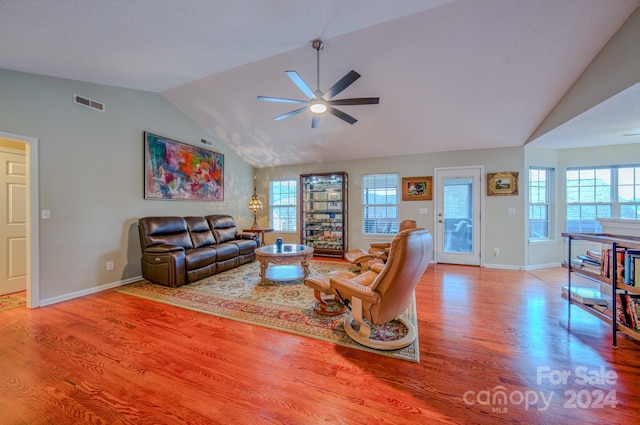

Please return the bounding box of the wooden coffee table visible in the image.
[255,244,314,284]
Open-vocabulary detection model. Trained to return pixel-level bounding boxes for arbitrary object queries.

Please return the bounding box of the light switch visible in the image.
[419,208,428,215]
[507,208,515,215]
[41,209,51,220]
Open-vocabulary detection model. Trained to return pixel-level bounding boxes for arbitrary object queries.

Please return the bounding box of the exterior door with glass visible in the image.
[434,166,482,265]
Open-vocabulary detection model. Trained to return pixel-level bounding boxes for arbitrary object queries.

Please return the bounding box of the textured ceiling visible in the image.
[1,0,639,167]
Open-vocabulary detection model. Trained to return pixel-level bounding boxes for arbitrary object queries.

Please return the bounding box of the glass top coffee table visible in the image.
[255,244,314,284]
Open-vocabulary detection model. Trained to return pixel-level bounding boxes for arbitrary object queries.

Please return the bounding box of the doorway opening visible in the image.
[0,131,39,308]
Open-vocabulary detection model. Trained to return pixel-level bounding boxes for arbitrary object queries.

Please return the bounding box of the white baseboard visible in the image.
[483,263,561,271]
[482,263,524,270]
[39,275,142,307]
[523,262,562,270]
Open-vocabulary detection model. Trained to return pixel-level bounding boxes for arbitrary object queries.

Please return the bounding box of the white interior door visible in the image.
[434,166,482,265]
[0,148,27,295]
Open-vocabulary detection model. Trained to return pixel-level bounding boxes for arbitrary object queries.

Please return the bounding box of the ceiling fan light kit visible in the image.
[257,39,379,128]
[309,100,327,114]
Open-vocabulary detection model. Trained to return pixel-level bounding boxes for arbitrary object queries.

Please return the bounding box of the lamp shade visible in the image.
[248,193,263,211]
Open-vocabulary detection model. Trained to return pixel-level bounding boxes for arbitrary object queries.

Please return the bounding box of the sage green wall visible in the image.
[0,68,255,303]
[255,146,526,268]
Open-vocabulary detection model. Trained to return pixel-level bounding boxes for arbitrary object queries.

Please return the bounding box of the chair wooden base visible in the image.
[343,315,417,351]
[311,291,347,316]
[304,271,355,316]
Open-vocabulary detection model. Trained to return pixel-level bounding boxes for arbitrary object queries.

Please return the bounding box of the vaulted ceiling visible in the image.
[2,0,639,167]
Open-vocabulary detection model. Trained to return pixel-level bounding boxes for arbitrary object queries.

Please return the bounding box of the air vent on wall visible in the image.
[73,94,105,112]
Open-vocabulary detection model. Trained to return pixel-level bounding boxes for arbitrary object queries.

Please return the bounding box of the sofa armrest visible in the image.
[144,244,184,254]
[141,248,186,287]
[237,232,259,241]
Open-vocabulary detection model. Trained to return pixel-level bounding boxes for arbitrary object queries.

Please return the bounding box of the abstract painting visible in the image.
[144,132,224,201]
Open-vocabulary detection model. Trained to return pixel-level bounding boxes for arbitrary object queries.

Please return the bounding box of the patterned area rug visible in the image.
[0,293,26,312]
[117,260,419,362]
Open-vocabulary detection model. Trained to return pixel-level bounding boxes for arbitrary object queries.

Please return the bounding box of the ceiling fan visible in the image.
[257,39,379,128]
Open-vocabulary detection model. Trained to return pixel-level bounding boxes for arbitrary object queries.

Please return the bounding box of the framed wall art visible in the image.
[402,176,432,201]
[144,132,224,201]
[487,172,518,196]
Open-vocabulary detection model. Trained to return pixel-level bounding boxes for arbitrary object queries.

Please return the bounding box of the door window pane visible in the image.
[443,177,472,253]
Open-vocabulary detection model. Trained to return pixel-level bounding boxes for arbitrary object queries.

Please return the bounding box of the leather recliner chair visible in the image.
[368,219,417,263]
[330,227,433,350]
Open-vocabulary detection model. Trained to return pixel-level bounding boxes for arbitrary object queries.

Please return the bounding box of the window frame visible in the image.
[565,165,640,233]
[361,173,399,236]
[528,167,553,241]
[269,179,297,233]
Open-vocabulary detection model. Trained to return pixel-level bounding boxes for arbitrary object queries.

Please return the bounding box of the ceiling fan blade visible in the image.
[257,96,308,104]
[328,97,380,106]
[285,71,315,99]
[273,106,308,121]
[311,115,320,129]
[327,106,357,125]
[323,70,361,100]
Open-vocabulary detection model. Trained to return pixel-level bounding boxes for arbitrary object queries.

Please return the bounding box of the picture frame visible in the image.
[144,132,224,201]
[487,172,518,196]
[402,176,432,201]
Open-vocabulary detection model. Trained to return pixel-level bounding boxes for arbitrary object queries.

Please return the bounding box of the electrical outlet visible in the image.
[493,248,499,257]
[106,261,114,271]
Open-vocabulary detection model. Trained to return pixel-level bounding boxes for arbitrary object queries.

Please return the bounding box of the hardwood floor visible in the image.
[1,265,638,424]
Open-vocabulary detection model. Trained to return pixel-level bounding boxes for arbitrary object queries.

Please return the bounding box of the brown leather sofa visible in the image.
[138,214,258,287]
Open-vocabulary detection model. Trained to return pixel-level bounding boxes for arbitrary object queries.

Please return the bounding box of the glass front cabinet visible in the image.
[300,172,348,258]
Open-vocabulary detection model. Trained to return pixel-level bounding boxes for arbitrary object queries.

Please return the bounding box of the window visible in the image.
[618,166,640,219]
[566,166,640,233]
[270,179,297,232]
[529,167,553,239]
[362,173,399,235]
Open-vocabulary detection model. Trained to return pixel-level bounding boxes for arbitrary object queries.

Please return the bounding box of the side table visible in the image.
[243,228,274,247]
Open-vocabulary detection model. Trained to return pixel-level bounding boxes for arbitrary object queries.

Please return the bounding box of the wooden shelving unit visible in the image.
[300,172,348,258]
[562,232,640,347]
